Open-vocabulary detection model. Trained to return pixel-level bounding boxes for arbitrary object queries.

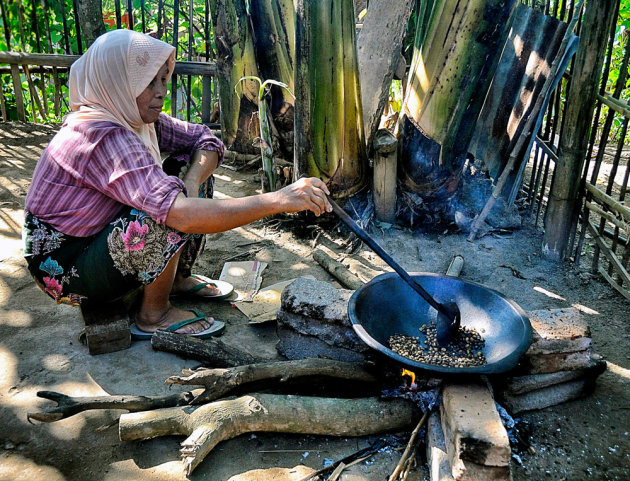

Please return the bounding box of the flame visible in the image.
[401,369,416,385]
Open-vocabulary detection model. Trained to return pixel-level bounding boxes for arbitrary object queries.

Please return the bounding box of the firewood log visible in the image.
[119,393,420,475]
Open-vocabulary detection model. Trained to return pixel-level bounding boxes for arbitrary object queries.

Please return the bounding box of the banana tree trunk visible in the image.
[400,0,517,200]
[249,0,296,158]
[294,0,368,199]
[209,0,260,154]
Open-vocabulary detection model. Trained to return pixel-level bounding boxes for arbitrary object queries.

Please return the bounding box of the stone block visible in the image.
[80,301,130,355]
[440,383,511,468]
[518,349,591,374]
[426,411,455,481]
[526,308,591,355]
[276,326,367,363]
[280,278,352,323]
[496,356,606,396]
[277,310,368,353]
[499,377,599,414]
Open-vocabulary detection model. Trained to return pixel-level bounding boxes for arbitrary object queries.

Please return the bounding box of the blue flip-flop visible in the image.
[171,274,234,300]
[130,309,225,340]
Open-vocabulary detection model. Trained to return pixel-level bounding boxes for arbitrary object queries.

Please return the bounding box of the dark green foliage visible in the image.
[0,0,217,123]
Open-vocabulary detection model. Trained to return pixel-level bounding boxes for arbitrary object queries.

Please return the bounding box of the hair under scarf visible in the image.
[66,29,176,165]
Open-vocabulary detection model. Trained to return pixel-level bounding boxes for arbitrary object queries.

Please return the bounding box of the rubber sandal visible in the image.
[171,274,234,300]
[129,309,226,340]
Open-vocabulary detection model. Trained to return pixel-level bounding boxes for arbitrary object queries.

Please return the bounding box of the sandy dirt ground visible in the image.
[0,122,629,481]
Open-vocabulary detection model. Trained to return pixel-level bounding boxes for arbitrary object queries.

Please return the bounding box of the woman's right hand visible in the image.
[276,177,332,216]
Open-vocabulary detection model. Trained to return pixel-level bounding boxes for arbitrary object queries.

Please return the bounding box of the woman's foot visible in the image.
[171,273,222,297]
[134,304,216,335]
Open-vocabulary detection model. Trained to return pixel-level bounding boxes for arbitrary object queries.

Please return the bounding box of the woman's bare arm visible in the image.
[182,149,219,197]
[165,177,332,234]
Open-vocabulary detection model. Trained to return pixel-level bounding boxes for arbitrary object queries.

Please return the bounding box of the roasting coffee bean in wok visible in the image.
[388,321,486,368]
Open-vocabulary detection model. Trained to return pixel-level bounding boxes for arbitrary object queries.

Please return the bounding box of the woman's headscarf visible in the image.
[66,29,176,165]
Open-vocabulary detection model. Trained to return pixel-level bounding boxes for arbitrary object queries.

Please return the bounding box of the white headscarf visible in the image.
[66,29,176,165]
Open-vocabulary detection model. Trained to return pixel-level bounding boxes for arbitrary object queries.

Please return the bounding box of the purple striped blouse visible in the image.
[25,113,224,237]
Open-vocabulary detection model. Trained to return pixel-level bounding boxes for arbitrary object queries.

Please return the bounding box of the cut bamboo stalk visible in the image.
[373,129,398,224]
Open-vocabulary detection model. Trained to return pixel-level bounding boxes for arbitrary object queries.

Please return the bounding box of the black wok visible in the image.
[348,272,532,374]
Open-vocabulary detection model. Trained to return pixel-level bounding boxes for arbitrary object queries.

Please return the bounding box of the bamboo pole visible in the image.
[585,202,630,236]
[59,0,71,54]
[596,265,630,301]
[30,0,48,118]
[583,183,630,223]
[72,0,82,54]
[0,52,217,76]
[15,1,40,121]
[0,75,6,120]
[591,39,630,272]
[140,0,145,32]
[606,118,628,276]
[42,0,61,117]
[126,0,134,30]
[156,0,163,38]
[10,64,26,121]
[171,0,180,117]
[201,0,211,123]
[114,0,122,29]
[536,154,552,225]
[575,4,619,233]
[527,145,542,214]
[0,0,10,49]
[586,221,630,287]
[598,93,630,118]
[186,0,193,122]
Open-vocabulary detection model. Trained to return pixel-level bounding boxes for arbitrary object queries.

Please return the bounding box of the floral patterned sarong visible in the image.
[23,156,213,306]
